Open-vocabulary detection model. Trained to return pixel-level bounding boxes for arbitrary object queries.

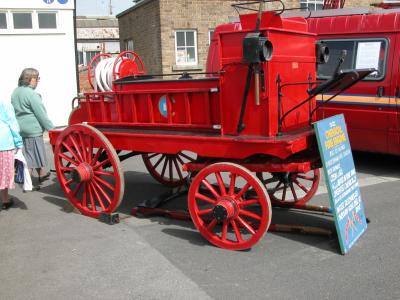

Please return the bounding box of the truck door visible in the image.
[317,38,392,154]
[391,34,400,155]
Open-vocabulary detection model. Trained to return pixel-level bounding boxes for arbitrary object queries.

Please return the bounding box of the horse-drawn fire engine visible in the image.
[49,0,371,250]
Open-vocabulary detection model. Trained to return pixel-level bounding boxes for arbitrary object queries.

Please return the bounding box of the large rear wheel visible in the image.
[142,152,196,187]
[256,169,320,206]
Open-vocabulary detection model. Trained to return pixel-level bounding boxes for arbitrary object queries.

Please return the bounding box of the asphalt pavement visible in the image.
[0,146,399,300]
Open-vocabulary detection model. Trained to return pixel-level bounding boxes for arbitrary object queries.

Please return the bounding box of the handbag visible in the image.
[14,159,24,184]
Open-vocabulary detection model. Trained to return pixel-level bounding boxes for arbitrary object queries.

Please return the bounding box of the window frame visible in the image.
[0,11,8,29]
[12,11,33,29]
[38,11,57,29]
[125,39,134,51]
[299,0,324,11]
[174,29,198,66]
[0,10,58,33]
[317,38,389,82]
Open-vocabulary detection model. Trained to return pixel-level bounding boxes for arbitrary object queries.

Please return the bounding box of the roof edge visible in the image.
[116,0,156,18]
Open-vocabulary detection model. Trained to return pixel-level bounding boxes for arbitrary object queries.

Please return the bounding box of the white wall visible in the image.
[0,0,77,127]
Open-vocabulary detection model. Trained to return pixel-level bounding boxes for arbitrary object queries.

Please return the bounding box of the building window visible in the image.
[0,12,7,29]
[125,39,134,51]
[13,12,33,29]
[85,51,100,66]
[38,12,57,29]
[175,30,198,65]
[78,51,84,65]
[209,30,215,45]
[300,0,324,11]
[317,39,388,81]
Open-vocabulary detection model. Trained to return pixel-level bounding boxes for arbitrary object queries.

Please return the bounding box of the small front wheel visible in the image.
[188,163,272,250]
[54,124,124,218]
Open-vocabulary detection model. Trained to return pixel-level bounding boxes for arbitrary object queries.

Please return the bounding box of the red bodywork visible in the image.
[51,11,319,164]
[307,11,400,155]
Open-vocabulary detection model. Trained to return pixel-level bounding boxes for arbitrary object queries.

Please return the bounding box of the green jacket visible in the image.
[11,86,54,138]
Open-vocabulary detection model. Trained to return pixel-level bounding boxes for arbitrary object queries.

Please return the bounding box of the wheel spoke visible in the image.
[282,185,287,202]
[239,199,259,207]
[206,219,217,231]
[289,182,298,202]
[87,136,94,164]
[94,170,114,177]
[176,154,185,165]
[293,178,309,193]
[93,175,115,192]
[59,153,79,166]
[89,182,106,210]
[195,192,217,205]
[87,183,96,212]
[82,183,88,208]
[221,220,228,241]
[239,209,262,221]
[94,158,111,170]
[229,173,236,195]
[68,134,84,162]
[61,141,82,163]
[148,153,159,159]
[215,172,227,196]
[152,154,165,169]
[198,208,213,216]
[160,156,168,179]
[236,182,251,199]
[201,178,221,199]
[179,152,195,162]
[168,157,173,181]
[172,158,183,181]
[60,166,73,172]
[230,219,243,242]
[91,147,104,166]
[71,182,83,197]
[77,133,87,162]
[237,216,256,235]
[92,179,112,205]
[297,174,314,181]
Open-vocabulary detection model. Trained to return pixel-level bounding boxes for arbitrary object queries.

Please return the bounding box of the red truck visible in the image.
[208,8,400,155]
[307,8,400,156]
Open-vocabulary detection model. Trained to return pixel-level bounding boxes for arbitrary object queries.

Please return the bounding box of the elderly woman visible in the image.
[11,68,54,183]
[0,100,23,210]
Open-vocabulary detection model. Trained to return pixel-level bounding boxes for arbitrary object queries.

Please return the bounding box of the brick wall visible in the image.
[159,0,239,74]
[119,0,375,75]
[118,0,162,74]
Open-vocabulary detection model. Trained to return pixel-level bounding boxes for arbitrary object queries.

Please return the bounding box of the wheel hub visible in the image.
[71,162,94,183]
[213,198,237,222]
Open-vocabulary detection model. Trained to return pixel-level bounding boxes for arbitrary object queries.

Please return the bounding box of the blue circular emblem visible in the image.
[158,95,168,118]
[57,0,68,4]
[43,0,54,4]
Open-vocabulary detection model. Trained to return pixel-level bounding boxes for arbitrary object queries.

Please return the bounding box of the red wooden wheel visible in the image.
[188,163,272,250]
[256,169,320,205]
[54,124,124,218]
[142,152,196,187]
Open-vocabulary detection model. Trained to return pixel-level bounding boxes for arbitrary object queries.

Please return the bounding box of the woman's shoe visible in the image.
[23,186,41,193]
[2,198,14,210]
[39,172,51,183]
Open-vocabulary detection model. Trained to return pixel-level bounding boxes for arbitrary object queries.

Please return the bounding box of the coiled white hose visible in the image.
[94,57,122,92]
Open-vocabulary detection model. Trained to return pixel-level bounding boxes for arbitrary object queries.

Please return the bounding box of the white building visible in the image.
[0,0,77,126]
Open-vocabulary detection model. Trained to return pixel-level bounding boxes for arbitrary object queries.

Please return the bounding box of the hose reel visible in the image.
[88,51,146,92]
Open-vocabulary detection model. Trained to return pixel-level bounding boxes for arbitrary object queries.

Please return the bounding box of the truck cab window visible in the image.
[317,39,387,81]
